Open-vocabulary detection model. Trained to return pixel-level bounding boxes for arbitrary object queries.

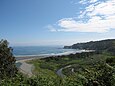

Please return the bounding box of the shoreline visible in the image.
[15,49,94,61]
[15,50,95,77]
[16,56,46,62]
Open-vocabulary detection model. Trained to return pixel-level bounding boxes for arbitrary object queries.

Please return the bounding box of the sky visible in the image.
[0,0,115,46]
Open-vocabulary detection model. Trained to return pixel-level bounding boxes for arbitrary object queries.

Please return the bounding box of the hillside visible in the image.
[64,39,115,55]
[0,39,115,86]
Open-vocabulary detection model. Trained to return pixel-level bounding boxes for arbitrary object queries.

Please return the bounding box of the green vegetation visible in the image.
[0,39,115,86]
[64,39,115,55]
[0,39,17,80]
[29,52,115,86]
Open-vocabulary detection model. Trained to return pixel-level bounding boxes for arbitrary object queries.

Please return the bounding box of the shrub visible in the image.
[0,39,17,80]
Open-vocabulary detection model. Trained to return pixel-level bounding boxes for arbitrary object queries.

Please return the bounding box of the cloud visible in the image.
[90,0,98,3]
[46,25,57,32]
[85,0,115,17]
[79,0,98,4]
[58,17,111,33]
[49,0,115,33]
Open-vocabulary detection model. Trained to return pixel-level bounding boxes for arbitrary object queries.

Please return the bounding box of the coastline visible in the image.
[15,49,95,77]
[16,56,46,61]
[15,49,94,61]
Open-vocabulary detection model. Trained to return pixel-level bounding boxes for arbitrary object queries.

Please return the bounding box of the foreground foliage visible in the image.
[0,39,17,80]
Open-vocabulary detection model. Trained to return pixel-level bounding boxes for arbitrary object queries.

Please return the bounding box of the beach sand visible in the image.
[16,56,45,77]
[16,56,46,61]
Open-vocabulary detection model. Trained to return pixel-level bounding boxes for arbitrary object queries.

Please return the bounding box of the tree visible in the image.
[0,39,17,79]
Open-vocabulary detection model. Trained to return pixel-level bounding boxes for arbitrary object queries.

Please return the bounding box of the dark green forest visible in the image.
[64,39,115,55]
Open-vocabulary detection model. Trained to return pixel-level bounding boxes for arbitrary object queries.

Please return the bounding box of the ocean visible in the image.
[12,46,80,57]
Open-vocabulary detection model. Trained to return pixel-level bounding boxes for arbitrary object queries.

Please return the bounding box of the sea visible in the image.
[12,46,82,57]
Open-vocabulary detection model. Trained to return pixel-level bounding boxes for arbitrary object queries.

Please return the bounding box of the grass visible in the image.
[26,52,115,86]
[28,59,58,78]
[28,53,114,77]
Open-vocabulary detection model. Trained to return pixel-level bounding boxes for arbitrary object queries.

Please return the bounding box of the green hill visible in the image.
[64,39,115,55]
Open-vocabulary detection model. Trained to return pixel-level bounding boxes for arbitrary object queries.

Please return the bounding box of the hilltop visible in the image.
[64,39,115,55]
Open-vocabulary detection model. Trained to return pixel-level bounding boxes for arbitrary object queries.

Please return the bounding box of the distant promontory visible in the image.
[64,39,115,55]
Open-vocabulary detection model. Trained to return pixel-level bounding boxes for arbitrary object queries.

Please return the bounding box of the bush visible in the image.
[0,39,17,79]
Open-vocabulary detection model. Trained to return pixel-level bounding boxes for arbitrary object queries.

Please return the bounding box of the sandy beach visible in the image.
[16,55,46,61]
[16,56,45,77]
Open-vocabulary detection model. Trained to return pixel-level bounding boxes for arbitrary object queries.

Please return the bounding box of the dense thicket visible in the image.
[0,39,17,80]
